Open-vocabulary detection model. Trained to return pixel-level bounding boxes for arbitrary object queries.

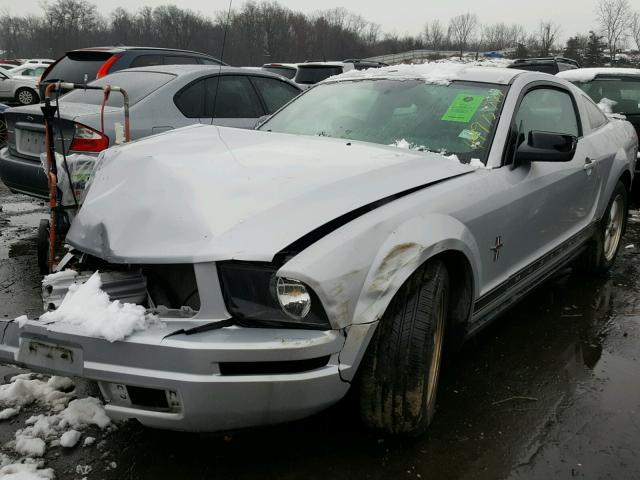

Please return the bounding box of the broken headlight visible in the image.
[217,261,330,329]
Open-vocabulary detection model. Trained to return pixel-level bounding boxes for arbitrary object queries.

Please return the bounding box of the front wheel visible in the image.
[15,88,38,106]
[357,260,448,436]
[577,181,627,275]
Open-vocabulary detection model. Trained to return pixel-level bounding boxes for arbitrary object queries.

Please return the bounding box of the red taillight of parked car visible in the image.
[96,53,122,79]
[70,123,109,152]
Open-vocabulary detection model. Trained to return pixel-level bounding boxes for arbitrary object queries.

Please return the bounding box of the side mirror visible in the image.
[254,114,271,129]
[516,131,577,163]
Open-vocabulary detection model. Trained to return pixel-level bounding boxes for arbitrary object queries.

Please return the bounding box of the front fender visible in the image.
[352,214,480,326]
[279,211,481,330]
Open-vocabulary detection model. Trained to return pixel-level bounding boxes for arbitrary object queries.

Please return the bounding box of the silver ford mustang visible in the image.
[0,64,637,435]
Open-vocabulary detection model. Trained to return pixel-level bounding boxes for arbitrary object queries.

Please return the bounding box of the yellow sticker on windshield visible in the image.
[442,94,485,123]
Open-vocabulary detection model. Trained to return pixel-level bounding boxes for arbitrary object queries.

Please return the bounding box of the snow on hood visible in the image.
[66,125,473,263]
[557,68,640,83]
[328,60,516,85]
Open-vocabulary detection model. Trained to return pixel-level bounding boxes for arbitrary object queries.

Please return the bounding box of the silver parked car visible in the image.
[0,66,41,106]
[0,64,636,435]
[0,65,301,198]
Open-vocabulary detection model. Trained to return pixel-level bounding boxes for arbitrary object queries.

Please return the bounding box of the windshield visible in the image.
[575,76,640,115]
[61,71,176,108]
[260,79,508,162]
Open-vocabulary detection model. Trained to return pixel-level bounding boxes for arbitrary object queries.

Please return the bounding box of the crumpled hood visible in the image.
[67,125,472,263]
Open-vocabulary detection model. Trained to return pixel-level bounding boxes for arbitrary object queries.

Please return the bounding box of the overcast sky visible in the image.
[4,0,601,41]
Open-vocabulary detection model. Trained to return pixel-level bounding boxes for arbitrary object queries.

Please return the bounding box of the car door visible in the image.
[202,75,265,128]
[0,70,11,98]
[470,83,598,301]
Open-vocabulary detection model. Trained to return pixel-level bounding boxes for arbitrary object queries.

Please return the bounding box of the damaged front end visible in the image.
[0,251,349,432]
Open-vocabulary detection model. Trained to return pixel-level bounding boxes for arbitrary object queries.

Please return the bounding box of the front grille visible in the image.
[42,270,147,311]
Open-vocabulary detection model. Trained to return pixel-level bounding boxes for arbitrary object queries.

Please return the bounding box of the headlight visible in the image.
[276,277,311,320]
[217,262,330,329]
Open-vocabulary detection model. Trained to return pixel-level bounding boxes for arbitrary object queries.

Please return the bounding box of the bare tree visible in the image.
[596,0,631,61]
[630,11,640,51]
[449,13,478,59]
[537,21,560,56]
[424,19,444,51]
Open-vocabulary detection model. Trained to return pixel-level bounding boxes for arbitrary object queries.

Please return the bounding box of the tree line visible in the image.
[1,0,639,66]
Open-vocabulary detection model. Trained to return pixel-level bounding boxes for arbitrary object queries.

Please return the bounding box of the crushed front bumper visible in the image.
[0,319,349,432]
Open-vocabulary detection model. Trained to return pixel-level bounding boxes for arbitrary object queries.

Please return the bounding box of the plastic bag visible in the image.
[40,152,98,207]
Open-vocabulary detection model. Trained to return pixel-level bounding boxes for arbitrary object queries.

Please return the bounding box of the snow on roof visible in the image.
[558,68,640,83]
[327,60,520,85]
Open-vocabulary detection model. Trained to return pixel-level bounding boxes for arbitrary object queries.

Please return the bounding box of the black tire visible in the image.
[37,219,50,275]
[357,259,449,436]
[577,181,627,276]
[15,87,38,106]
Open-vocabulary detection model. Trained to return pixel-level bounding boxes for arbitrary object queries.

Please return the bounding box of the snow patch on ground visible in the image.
[59,429,81,448]
[39,271,160,342]
[0,375,73,411]
[0,407,20,420]
[14,396,112,457]
[60,398,112,430]
[0,454,54,480]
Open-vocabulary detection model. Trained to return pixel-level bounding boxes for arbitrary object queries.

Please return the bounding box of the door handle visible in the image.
[583,157,596,173]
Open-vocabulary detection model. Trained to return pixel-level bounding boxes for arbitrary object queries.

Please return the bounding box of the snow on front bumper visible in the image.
[0,319,348,432]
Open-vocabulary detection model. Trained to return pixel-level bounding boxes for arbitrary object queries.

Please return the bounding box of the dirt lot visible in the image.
[1,181,640,479]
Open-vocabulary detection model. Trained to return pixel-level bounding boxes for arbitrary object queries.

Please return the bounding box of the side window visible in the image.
[583,95,608,130]
[174,79,205,118]
[251,76,300,113]
[514,88,580,139]
[130,55,163,68]
[164,56,198,65]
[199,58,220,65]
[204,76,263,118]
[21,69,34,76]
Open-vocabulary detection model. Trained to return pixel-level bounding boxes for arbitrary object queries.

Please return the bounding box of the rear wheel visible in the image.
[577,181,627,275]
[15,88,38,106]
[357,260,448,436]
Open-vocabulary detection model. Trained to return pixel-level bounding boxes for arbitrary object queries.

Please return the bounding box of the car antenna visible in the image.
[210,0,233,126]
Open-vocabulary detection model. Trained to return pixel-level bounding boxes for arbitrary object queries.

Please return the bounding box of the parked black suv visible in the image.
[508,57,580,74]
[39,46,225,97]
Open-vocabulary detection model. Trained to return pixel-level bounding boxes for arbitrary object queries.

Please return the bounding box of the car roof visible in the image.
[326,63,523,86]
[557,67,640,82]
[104,64,302,88]
[69,46,219,57]
[263,63,299,69]
[299,61,349,67]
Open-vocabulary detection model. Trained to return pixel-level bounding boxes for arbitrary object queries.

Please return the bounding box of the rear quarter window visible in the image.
[251,76,300,113]
[582,95,608,130]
